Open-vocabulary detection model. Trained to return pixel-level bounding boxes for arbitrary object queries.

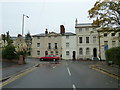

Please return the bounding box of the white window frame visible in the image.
[86,37,89,43]
[66,51,69,56]
[86,48,90,55]
[93,36,96,43]
[112,41,116,47]
[79,37,82,43]
[66,42,69,47]
[79,48,83,55]
[37,43,40,48]
[37,51,40,55]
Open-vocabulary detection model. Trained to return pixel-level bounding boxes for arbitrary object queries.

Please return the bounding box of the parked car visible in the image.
[39,55,59,61]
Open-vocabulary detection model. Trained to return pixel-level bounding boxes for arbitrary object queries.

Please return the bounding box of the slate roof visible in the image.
[32,32,76,37]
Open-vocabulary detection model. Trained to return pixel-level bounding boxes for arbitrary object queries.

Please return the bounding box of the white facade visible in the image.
[75,22,100,60]
[62,33,77,60]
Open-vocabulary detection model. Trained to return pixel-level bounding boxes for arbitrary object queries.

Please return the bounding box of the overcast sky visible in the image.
[1,0,98,36]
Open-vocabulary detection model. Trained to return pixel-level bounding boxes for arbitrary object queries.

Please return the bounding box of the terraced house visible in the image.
[98,27,120,60]
[32,29,62,58]
[31,25,77,60]
[75,19,100,60]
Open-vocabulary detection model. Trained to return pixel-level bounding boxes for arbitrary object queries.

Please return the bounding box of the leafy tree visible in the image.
[2,31,13,45]
[2,34,6,46]
[88,0,120,30]
[2,45,17,60]
[25,32,32,55]
[25,32,32,41]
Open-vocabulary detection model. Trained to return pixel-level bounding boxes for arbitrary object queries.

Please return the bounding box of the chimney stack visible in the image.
[60,25,65,35]
[45,28,48,35]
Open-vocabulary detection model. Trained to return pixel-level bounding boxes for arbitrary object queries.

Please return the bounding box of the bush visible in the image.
[2,45,17,60]
[105,47,120,65]
[17,50,28,57]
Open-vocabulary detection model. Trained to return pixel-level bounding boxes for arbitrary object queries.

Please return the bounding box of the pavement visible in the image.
[88,61,120,77]
[0,58,38,81]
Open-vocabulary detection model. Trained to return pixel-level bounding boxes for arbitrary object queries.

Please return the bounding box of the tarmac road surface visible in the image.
[2,60,119,88]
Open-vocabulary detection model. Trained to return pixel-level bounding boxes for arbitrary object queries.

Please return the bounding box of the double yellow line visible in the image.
[0,66,37,88]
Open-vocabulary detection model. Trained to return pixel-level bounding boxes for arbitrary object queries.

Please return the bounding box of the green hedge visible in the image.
[105,47,120,65]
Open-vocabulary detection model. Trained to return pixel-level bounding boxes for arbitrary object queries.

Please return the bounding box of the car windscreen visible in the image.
[46,55,56,57]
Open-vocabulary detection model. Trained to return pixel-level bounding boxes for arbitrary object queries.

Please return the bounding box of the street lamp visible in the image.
[98,31,102,61]
[22,14,29,36]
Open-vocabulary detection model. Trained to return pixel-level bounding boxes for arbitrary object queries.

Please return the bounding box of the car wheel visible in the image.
[53,59,56,62]
[41,59,44,61]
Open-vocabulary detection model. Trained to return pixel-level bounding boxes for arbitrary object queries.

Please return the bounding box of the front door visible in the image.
[45,51,48,56]
[72,51,76,60]
[93,48,97,57]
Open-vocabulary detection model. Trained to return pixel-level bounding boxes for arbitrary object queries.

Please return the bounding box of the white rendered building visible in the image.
[61,32,77,60]
[75,19,100,60]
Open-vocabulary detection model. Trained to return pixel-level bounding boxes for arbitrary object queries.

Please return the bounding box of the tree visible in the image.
[88,0,120,30]
[25,32,32,55]
[2,31,13,46]
[2,45,17,60]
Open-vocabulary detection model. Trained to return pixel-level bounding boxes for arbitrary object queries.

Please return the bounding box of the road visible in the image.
[2,59,119,88]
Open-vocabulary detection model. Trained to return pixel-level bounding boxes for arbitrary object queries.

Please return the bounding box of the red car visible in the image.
[39,55,59,61]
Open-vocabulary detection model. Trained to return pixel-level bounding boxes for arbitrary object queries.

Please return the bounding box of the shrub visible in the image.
[17,50,28,57]
[105,47,120,65]
[2,45,17,60]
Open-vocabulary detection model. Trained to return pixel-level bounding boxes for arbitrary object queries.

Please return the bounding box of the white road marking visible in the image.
[53,66,56,68]
[67,67,71,76]
[73,84,76,90]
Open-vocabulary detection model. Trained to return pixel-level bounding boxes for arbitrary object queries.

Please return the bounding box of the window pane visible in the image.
[55,51,58,55]
[111,33,115,36]
[104,33,107,37]
[79,48,83,55]
[51,51,53,54]
[66,51,69,56]
[104,41,108,45]
[112,41,116,47]
[86,37,89,43]
[55,43,57,49]
[66,43,69,47]
[79,37,82,43]
[37,51,40,55]
[86,48,90,55]
[48,43,51,49]
[93,36,96,43]
[37,43,40,48]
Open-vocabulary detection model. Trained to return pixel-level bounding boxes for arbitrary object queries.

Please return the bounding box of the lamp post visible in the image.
[22,14,29,36]
[98,31,102,61]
